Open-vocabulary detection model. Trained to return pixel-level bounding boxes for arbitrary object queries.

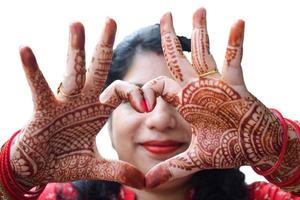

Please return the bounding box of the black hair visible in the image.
[71,24,248,200]
[104,24,191,89]
[72,180,120,200]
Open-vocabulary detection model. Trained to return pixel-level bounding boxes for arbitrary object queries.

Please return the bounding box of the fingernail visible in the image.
[193,8,206,28]
[20,46,38,71]
[128,90,144,113]
[146,166,172,188]
[141,99,150,113]
[120,167,145,189]
[70,22,85,49]
[102,17,116,45]
[160,12,173,33]
[228,20,245,46]
[143,88,156,112]
[199,8,206,26]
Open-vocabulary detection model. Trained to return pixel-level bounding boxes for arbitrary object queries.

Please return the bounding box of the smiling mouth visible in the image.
[141,140,184,155]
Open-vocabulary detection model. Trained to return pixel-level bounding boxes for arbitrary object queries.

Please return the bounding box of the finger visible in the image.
[58,22,86,99]
[83,18,116,96]
[221,20,245,86]
[56,157,145,189]
[142,76,181,110]
[146,137,199,188]
[160,12,197,85]
[100,80,147,113]
[192,8,219,78]
[89,159,145,189]
[19,46,56,110]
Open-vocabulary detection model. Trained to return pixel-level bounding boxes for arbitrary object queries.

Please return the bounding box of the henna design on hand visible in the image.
[60,23,86,97]
[225,22,244,67]
[11,20,145,189]
[84,43,113,96]
[171,78,280,169]
[191,8,217,75]
[145,8,283,188]
[67,50,86,95]
[161,33,184,82]
[264,121,300,185]
[160,13,198,85]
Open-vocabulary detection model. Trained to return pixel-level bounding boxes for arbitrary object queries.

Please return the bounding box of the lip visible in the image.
[140,140,184,155]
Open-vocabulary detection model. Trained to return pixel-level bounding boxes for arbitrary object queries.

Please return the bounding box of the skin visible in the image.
[143,8,285,188]
[109,51,193,199]
[10,18,145,189]
[106,8,299,197]
[6,6,300,198]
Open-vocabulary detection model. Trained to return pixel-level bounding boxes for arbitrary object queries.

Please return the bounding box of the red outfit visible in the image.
[37,181,300,200]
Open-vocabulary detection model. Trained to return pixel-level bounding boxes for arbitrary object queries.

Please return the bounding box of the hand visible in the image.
[10,19,144,188]
[144,8,282,188]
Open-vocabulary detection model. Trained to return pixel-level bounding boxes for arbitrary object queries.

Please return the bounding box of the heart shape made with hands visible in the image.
[11,8,282,191]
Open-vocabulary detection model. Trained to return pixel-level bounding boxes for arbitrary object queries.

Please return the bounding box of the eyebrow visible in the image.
[130,82,144,87]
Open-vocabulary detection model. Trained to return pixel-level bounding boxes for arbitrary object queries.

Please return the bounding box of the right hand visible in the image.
[10,19,144,188]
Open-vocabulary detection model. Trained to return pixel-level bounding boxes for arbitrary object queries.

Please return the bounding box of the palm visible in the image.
[145,8,281,188]
[16,93,111,183]
[175,77,251,169]
[11,20,144,189]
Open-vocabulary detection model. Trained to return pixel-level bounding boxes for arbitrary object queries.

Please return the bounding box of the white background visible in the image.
[0,0,299,184]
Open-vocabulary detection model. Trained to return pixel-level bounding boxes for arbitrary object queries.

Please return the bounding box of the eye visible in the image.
[122,101,130,105]
[121,100,132,107]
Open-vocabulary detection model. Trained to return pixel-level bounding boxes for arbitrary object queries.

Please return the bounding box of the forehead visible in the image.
[123,51,173,84]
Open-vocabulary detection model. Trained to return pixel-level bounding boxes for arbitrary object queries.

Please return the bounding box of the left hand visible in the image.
[144,8,282,188]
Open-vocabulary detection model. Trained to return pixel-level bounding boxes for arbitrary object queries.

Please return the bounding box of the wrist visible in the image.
[9,131,35,188]
[263,118,300,192]
[0,130,45,199]
[250,108,288,176]
[267,109,284,157]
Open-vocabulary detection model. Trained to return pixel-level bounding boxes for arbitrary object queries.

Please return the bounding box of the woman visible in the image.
[1,8,300,200]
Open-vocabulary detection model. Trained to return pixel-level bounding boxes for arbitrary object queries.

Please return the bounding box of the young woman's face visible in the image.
[110,51,192,175]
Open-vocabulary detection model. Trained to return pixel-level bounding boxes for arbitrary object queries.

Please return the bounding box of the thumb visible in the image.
[145,138,200,188]
[87,158,145,189]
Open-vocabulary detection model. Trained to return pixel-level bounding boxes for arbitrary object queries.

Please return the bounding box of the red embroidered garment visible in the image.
[38,181,300,200]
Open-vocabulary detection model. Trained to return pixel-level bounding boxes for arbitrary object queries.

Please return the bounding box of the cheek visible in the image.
[176,113,192,142]
[111,103,144,157]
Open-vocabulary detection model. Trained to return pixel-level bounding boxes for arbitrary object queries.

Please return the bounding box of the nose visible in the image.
[145,97,176,131]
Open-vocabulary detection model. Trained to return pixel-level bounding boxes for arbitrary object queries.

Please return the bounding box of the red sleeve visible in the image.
[249,182,300,200]
[38,183,78,200]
